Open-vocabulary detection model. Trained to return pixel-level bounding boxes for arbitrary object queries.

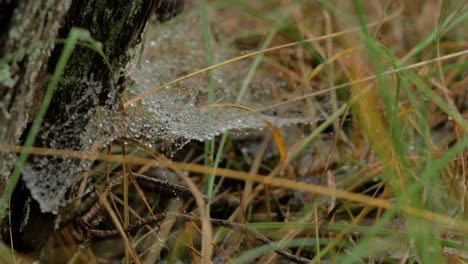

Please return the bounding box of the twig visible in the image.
[86,212,311,264]
[59,173,206,228]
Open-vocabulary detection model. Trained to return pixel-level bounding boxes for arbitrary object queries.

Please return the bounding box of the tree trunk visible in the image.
[0,0,160,256]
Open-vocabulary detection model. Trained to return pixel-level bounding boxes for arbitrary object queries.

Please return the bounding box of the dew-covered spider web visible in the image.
[21,11,335,213]
[121,12,332,142]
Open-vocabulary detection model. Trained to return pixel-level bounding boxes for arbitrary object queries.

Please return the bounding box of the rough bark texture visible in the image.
[0,0,71,182]
[0,0,160,255]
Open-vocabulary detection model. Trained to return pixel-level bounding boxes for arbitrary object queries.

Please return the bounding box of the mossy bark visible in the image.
[0,0,160,256]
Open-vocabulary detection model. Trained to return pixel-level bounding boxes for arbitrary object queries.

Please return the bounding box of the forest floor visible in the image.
[6,0,468,263]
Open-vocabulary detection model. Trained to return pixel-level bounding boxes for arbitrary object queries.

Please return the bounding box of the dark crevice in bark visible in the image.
[0,1,17,50]
[6,183,55,256]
